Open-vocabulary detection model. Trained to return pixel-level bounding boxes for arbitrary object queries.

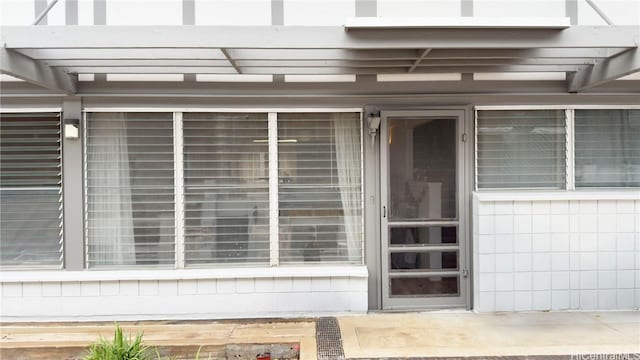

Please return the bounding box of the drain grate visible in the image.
[316,317,345,360]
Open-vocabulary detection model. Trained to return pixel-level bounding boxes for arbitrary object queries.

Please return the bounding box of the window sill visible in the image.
[473,189,640,202]
[0,265,368,283]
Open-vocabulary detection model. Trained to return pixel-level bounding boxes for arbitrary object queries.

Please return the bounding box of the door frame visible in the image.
[379,109,470,310]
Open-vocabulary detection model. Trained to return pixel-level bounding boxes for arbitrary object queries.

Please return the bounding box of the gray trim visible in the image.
[379,109,468,310]
[2,26,636,49]
[273,74,285,83]
[461,0,473,17]
[65,0,78,25]
[355,0,377,17]
[565,0,578,26]
[569,47,640,92]
[93,0,106,25]
[62,96,85,270]
[0,48,77,94]
[34,0,48,25]
[271,0,284,26]
[183,0,195,25]
[363,105,381,310]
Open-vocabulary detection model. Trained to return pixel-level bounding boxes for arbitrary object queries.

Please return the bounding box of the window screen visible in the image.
[278,113,363,263]
[183,113,270,265]
[85,112,175,267]
[0,113,63,268]
[575,109,640,187]
[476,110,567,189]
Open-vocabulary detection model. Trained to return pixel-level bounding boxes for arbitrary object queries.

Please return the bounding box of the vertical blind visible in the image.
[575,109,640,187]
[183,113,270,265]
[86,112,175,267]
[0,113,63,267]
[278,113,363,264]
[476,110,567,189]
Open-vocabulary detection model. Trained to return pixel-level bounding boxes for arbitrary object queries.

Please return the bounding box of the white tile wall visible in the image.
[1,272,368,322]
[474,196,640,312]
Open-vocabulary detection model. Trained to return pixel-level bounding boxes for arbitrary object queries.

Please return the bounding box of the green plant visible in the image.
[84,324,152,360]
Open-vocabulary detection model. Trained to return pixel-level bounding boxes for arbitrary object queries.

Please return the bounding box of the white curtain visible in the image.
[333,114,362,262]
[89,113,135,265]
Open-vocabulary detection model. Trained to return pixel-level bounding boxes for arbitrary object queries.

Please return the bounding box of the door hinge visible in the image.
[382,205,387,218]
[462,269,469,278]
[461,133,467,142]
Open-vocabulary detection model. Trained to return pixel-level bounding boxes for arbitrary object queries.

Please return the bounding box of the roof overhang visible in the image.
[0,25,638,95]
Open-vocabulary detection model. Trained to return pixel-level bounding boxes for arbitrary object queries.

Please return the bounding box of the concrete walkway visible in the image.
[1,311,638,359]
[339,312,640,359]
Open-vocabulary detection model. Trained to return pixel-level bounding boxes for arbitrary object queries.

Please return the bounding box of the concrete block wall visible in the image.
[473,194,640,312]
[0,268,368,322]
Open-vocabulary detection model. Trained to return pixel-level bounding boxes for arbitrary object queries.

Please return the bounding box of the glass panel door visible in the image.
[381,111,467,309]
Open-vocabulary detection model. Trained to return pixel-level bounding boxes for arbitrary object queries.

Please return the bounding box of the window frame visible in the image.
[83,108,364,270]
[0,108,65,270]
[474,105,640,192]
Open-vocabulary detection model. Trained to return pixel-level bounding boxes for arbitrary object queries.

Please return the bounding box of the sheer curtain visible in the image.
[88,113,135,265]
[332,114,362,262]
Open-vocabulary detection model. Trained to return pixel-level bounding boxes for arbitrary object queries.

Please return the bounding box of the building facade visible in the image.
[0,0,639,321]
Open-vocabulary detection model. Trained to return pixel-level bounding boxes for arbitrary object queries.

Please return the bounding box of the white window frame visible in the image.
[82,107,364,269]
[474,105,640,192]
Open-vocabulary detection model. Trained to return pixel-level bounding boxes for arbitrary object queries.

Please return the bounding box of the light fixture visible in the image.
[64,118,80,139]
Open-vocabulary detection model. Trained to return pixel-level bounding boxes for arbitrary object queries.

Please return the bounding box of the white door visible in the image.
[380,110,468,310]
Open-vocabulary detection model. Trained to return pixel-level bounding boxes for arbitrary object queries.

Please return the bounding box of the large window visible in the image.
[183,113,270,265]
[85,113,175,268]
[476,110,567,189]
[85,111,363,268]
[476,108,639,190]
[0,113,63,268]
[575,109,640,188]
[278,113,363,264]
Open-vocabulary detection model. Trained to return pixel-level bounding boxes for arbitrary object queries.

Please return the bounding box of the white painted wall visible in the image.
[0,267,368,321]
[473,193,640,312]
[195,0,271,25]
[283,0,355,25]
[2,0,639,26]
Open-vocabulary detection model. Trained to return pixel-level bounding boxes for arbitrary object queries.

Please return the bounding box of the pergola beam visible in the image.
[1,25,638,49]
[18,48,623,61]
[569,47,640,92]
[408,49,432,72]
[221,48,242,74]
[0,47,77,94]
[61,64,580,75]
[44,58,594,68]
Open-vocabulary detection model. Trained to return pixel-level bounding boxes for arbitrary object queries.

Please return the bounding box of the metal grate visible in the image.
[316,317,345,360]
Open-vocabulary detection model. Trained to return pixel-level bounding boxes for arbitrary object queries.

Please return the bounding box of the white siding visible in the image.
[473,193,640,312]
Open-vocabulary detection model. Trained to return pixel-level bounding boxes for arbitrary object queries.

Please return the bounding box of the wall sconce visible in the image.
[64,118,80,139]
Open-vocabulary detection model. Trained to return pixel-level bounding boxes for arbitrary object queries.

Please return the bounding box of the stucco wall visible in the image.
[473,193,640,312]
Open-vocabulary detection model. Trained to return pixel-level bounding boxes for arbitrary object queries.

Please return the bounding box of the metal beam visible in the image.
[1,25,637,49]
[221,48,242,74]
[33,0,58,25]
[584,0,614,25]
[0,47,77,94]
[19,48,624,61]
[44,58,594,68]
[569,47,640,92]
[408,48,432,72]
[61,64,580,75]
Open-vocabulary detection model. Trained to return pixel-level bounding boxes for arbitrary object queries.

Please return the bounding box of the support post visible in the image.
[62,96,85,270]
